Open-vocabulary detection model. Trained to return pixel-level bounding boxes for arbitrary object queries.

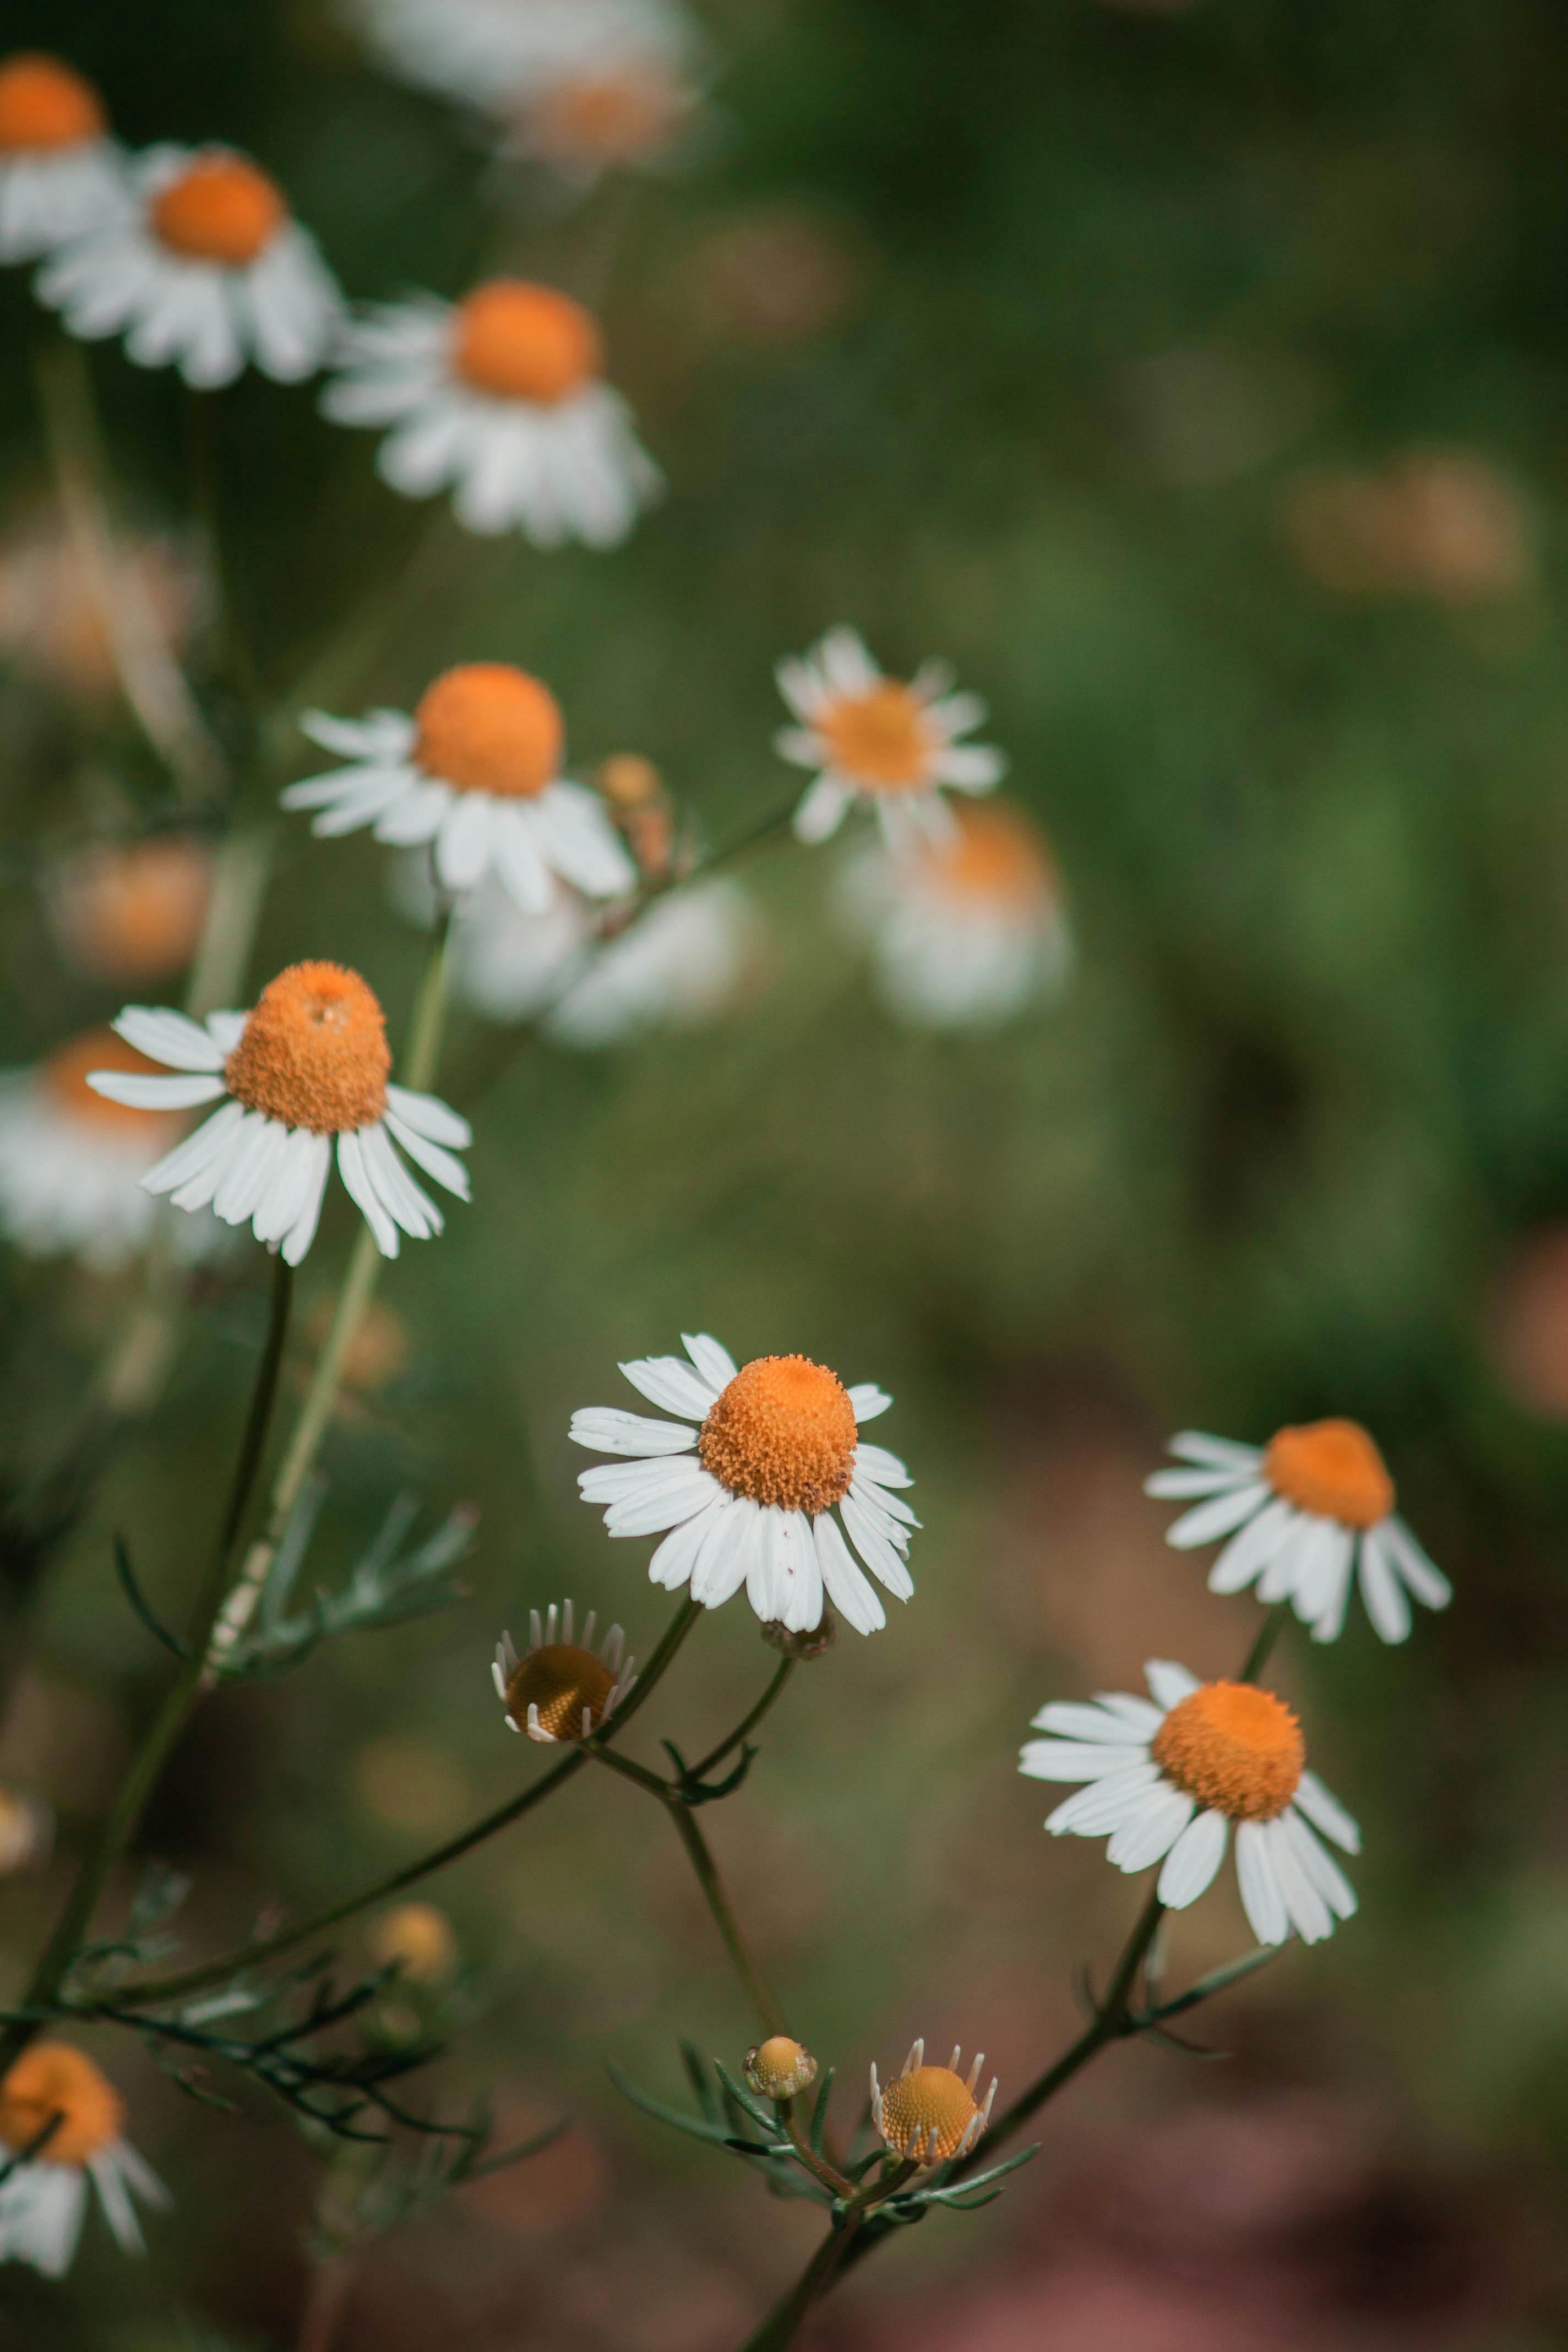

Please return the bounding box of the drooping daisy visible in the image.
[85,962,470,1265]
[776,627,1005,854]
[570,1335,917,1637]
[0,2044,168,2277]
[287,665,636,911]
[1020,1660,1360,1947]
[870,2043,997,2168]
[0,1028,221,1272]
[839,800,1071,1030]
[491,1598,636,1741]
[321,278,659,546]
[37,144,341,389]
[1146,1420,1451,1645]
[355,0,690,117]
[0,53,122,264]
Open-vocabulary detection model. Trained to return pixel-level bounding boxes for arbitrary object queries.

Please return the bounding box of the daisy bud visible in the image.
[598,753,663,810]
[744,2037,818,2101]
[491,1601,636,1742]
[869,2041,996,2168]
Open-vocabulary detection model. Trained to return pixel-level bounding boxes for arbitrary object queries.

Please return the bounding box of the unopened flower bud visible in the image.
[368,1901,457,1985]
[744,2035,818,2101]
[761,1611,835,1660]
[598,753,663,809]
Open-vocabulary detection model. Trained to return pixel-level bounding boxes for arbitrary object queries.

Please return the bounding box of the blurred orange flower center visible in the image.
[506,1644,617,1739]
[0,55,105,152]
[150,155,285,266]
[699,1355,857,1513]
[369,1902,456,1983]
[47,1029,180,1140]
[529,64,686,166]
[415,663,564,798]
[818,683,935,790]
[450,281,602,406]
[879,2065,977,2161]
[927,804,1052,909]
[0,2043,122,2167]
[1264,1419,1392,1528]
[1151,1682,1304,1821]
[224,962,390,1134]
[55,837,213,983]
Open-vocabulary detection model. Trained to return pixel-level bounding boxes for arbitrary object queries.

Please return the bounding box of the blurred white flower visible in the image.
[491,1599,636,1740]
[0,52,123,263]
[86,963,470,1265]
[1146,1422,1451,1644]
[36,143,341,389]
[570,1335,916,1636]
[322,279,658,547]
[355,0,691,118]
[0,2044,168,2278]
[776,627,1005,855]
[0,1028,222,1272]
[1020,1661,1361,1946]
[287,666,635,912]
[839,799,1070,1028]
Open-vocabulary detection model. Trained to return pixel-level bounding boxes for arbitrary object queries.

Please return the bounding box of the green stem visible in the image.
[666,1800,787,2038]
[736,2222,861,2352]
[1,1254,295,2069]
[687,1658,794,1783]
[1239,1600,1291,1684]
[99,1600,703,2012]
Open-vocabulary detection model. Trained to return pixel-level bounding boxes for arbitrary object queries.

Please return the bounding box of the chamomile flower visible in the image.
[355,0,689,118]
[37,143,341,389]
[570,1335,917,1637]
[491,1599,636,1741]
[85,962,470,1265]
[839,801,1071,1029]
[286,665,635,912]
[322,277,659,547]
[870,2043,997,2168]
[0,1028,221,1271]
[1020,1661,1361,1947]
[0,52,123,263]
[0,2044,167,2277]
[1146,1421,1451,1645]
[776,627,1005,854]
[510,57,697,183]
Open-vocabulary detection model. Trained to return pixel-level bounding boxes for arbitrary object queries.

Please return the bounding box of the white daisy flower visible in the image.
[1020,1660,1361,1947]
[839,799,1071,1030]
[491,1598,636,1741]
[285,665,636,913]
[869,2043,997,2168]
[37,143,342,390]
[570,1335,917,1637]
[0,2044,168,2278]
[776,627,1005,855]
[321,277,660,547]
[1146,1420,1452,1645]
[85,961,471,1266]
[355,0,689,117]
[0,1027,222,1272]
[0,52,123,263]
[508,56,698,183]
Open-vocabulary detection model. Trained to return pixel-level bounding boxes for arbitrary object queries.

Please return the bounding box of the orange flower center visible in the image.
[528,63,688,167]
[505,1644,617,1740]
[879,2065,978,2163]
[54,837,213,984]
[150,154,285,267]
[46,1028,182,1141]
[1264,1418,1393,1529]
[926,803,1053,911]
[450,280,602,406]
[224,962,390,1134]
[0,2043,123,2167]
[698,1355,857,1514]
[413,663,564,798]
[817,681,935,791]
[1151,1681,1305,1822]
[0,54,105,153]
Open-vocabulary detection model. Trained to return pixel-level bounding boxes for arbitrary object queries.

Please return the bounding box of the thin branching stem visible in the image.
[687,1657,794,1784]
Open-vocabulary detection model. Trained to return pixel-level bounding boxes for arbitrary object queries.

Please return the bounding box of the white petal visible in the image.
[569,1407,697,1457]
[1144,1464,1255,1499]
[212,1113,288,1226]
[1157,1809,1229,1908]
[1031,1700,1153,1745]
[1258,1509,1324,1605]
[603,1463,726,1537]
[280,1134,332,1264]
[647,1496,725,1592]
[360,1121,443,1239]
[1293,1768,1361,1855]
[1207,1495,1297,1594]
[383,1112,470,1200]
[1264,1815,1333,1943]
[847,1383,892,1422]
[770,1510,823,1632]
[88,2150,145,2255]
[1143,1659,1200,1709]
[140,1098,247,1195]
[618,1354,718,1419]
[384,1084,471,1148]
[1169,1431,1262,1468]
[853,1441,913,1489]
[839,1490,913,1598]
[683,1332,739,1389]
[252,1128,319,1244]
[1107,1785,1194,1872]
[1044,1763,1163,1836]
[1166,1482,1271,1549]
[435,791,497,891]
[336,1126,399,1256]
[791,774,852,843]
[814,1509,885,1633]
[111,1006,226,1071]
[1234,1819,1290,1946]
[691,1498,758,1609]
[1019,1739,1152,1782]
[88,1070,227,1109]
[1358,1529,1412,1642]
[490,804,554,913]
[1381,1516,1452,1610]
[1281,1808,1357,1921]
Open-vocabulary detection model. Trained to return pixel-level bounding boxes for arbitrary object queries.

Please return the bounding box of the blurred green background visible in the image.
[4,0,1568,2343]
